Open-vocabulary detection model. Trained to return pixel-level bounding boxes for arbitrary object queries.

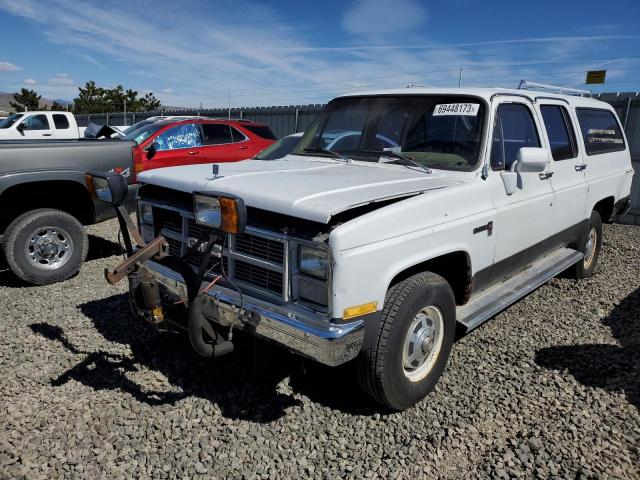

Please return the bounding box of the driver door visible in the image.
[488,99,555,283]
[17,114,53,139]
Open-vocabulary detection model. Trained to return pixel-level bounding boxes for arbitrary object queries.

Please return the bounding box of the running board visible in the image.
[457,247,583,333]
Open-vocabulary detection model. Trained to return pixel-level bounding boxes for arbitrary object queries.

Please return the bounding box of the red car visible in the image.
[122,118,276,180]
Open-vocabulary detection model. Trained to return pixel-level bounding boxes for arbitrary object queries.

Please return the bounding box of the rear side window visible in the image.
[22,114,50,130]
[576,108,625,155]
[491,103,540,170]
[230,126,247,143]
[201,124,232,145]
[52,114,70,129]
[540,105,577,161]
[243,124,276,140]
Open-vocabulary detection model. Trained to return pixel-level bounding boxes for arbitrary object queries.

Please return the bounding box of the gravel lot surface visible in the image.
[1,220,639,479]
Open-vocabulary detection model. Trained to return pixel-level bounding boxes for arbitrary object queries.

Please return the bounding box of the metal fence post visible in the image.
[294,107,299,133]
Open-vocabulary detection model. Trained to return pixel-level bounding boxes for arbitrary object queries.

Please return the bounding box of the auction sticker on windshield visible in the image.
[433,103,480,116]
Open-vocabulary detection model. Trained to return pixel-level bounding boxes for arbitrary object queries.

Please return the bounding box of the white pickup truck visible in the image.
[92,87,633,410]
[0,111,83,140]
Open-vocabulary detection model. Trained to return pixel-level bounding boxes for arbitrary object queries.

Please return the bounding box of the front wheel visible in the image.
[1,209,88,285]
[357,272,456,411]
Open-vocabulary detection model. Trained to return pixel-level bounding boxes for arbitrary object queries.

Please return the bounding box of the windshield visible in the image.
[121,119,159,135]
[0,113,24,129]
[293,95,487,171]
[255,135,302,160]
[122,122,167,144]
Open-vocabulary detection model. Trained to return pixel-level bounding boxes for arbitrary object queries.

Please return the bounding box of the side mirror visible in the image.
[16,123,25,133]
[145,142,157,160]
[85,172,128,206]
[514,147,548,173]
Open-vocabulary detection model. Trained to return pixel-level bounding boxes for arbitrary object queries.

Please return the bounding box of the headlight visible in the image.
[298,245,329,280]
[193,194,222,228]
[138,202,153,224]
[193,193,247,234]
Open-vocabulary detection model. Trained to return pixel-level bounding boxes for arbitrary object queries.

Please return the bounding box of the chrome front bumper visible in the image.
[138,260,365,367]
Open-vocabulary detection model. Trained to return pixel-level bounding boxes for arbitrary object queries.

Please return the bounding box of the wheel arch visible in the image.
[0,179,95,234]
[387,250,473,306]
[592,196,615,223]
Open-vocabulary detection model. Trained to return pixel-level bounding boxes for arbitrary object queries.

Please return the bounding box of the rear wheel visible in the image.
[357,272,456,411]
[1,209,88,285]
[569,210,603,279]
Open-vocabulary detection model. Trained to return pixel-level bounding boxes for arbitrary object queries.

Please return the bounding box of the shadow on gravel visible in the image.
[86,234,123,262]
[29,294,377,422]
[535,287,640,409]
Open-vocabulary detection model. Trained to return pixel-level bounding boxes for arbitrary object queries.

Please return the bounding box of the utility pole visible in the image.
[227,90,231,119]
[124,99,127,126]
[458,66,463,87]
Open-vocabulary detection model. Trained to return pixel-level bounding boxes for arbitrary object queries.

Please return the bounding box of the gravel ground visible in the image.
[1,220,639,479]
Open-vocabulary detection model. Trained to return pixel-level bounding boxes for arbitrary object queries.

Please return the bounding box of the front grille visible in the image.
[151,205,287,300]
[234,234,285,264]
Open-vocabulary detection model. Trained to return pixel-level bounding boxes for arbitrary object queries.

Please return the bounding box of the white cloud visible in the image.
[342,0,427,38]
[24,78,37,85]
[0,60,20,72]
[47,73,75,86]
[0,0,637,106]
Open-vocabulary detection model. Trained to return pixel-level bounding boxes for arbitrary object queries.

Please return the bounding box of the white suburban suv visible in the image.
[92,88,633,410]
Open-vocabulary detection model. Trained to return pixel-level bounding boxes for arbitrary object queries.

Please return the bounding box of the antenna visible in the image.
[517,80,591,95]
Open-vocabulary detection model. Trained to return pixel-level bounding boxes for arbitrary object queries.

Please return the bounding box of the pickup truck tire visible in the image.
[357,272,456,411]
[1,209,88,285]
[569,210,603,279]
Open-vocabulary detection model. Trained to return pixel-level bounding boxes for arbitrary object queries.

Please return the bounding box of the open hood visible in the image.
[138,156,463,223]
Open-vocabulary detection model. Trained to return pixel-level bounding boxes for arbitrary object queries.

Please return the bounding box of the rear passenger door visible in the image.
[537,101,588,234]
[199,124,254,162]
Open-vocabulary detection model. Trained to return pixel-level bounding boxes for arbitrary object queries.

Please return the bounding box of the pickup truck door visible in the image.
[16,114,54,139]
[488,99,556,283]
[536,101,588,235]
[145,123,205,169]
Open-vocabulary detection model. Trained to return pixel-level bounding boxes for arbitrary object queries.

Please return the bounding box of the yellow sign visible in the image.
[586,70,606,84]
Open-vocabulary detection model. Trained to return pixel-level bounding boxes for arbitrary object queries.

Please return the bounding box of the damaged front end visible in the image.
[87,173,365,367]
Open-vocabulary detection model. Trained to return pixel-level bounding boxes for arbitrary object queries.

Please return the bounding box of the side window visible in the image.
[540,105,577,161]
[491,103,540,170]
[230,127,247,143]
[153,123,203,151]
[52,114,70,129]
[22,114,50,131]
[201,124,232,145]
[576,108,625,155]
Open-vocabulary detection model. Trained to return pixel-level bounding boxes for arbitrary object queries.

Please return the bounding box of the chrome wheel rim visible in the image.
[584,227,597,268]
[402,306,444,382]
[25,226,74,270]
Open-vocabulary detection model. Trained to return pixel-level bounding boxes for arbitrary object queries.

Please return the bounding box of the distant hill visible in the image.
[0,92,72,114]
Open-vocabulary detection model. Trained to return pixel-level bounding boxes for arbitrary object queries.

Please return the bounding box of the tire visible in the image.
[1,209,88,285]
[568,210,603,279]
[357,272,456,411]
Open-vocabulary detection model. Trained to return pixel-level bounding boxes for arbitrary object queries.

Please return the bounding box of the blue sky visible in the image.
[0,0,639,107]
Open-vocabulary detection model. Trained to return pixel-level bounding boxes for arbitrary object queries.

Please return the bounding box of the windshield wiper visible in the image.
[302,147,350,163]
[364,149,432,173]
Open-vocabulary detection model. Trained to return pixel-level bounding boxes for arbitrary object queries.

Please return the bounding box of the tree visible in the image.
[73,81,106,114]
[50,101,67,111]
[72,81,162,114]
[139,92,161,111]
[10,88,42,111]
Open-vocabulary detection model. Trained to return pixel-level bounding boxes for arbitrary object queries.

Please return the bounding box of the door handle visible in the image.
[188,151,199,155]
[539,171,554,180]
[574,164,587,171]
[42,133,52,136]
[237,145,248,150]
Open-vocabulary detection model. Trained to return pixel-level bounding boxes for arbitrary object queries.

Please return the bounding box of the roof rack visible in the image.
[517,80,591,96]
[204,117,257,123]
